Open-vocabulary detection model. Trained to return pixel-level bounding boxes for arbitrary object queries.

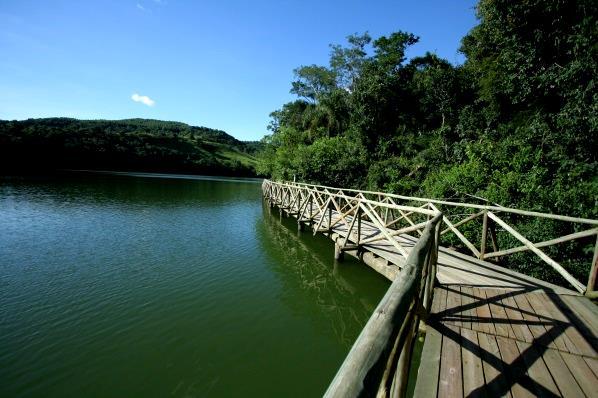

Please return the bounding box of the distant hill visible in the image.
[0,118,264,177]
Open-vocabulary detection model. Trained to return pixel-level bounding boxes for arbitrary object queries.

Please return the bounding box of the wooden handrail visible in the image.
[487,212,586,293]
[323,213,442,398]
[284,180,598,225]
[264,180,598,296]
[483,228,598,259]
[272,181,437,217]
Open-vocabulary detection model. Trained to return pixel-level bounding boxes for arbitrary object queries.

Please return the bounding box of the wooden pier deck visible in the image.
[262,180,598,397]
[306,195,598,396]
[415,286,598,397]
[327,206,598,396]
[326,210,577,294]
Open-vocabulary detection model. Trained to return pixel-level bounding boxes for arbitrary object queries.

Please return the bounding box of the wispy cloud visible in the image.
[131,93,155,107]
[137,0,164,12]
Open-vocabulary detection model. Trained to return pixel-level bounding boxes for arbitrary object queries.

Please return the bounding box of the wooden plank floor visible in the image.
[313,208,578,294]
[277,200,598,396]
[413,286,598,397]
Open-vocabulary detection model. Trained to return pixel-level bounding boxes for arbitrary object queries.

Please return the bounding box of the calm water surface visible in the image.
[0,173,389,397]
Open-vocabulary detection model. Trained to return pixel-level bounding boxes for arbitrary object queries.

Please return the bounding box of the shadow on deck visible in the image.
[415,285,598,397]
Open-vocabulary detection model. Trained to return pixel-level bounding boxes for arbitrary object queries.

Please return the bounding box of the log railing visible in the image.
[323,213,443,398]
[263,180,598,297]
[263,180,438,266]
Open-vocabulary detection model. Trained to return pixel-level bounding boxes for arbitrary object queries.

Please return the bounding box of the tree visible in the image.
[373,31,419,73]
[330,32,372,90]
[290,65,337,102]
[409,53,465,130]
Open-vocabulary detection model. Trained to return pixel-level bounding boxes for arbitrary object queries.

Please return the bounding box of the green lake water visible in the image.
[0,173,389,397]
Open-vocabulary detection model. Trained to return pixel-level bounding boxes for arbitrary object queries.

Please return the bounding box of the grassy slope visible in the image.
[0,118,261,177]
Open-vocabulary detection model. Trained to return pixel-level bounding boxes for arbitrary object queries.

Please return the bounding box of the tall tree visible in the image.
[290,65,337,103]
[329,33,372,90]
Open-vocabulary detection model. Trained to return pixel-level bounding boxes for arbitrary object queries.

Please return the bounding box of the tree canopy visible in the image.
[257,0,598,285]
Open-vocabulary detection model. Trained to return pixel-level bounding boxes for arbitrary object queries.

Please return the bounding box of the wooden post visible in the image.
[480,210,488,259]
[328,206,333,232]
[384,205,389,226]
[334,243,344,261]
[422,234,434,313]
[431,221,441,291]
[391,314,418,397]
[296,192,302,215]
[489,221,499,253]
[309,195,313,227]
[586,234,598,296]
[356,208,361,247]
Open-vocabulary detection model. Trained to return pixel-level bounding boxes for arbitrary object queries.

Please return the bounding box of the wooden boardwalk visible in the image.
[262,180,598,397]
[307,195,598,396]
[311,203,577,294]
[415,286,598,397]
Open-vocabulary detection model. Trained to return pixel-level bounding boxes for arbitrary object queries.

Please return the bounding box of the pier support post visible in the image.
[586,235,598,296]
[298,221,304,232]
[328,206,333,232]
[334,243,344,261]
[480,210,488,259]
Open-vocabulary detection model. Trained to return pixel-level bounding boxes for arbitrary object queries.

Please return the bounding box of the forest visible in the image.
[257,0,597,284]
[0,118,260,177]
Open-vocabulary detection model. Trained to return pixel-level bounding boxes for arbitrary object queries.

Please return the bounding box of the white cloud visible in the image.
[136,3,147,11]
[131,93,155,107]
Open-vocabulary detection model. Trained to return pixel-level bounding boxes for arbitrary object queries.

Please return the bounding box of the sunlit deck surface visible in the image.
[328,210,576,293]
[321,208,598,397]
[415,286,597,397]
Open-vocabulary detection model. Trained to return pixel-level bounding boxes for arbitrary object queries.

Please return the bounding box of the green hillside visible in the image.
[0,118,261,177]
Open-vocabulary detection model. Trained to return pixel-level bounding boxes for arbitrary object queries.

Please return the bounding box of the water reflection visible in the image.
[0,173,260,209]
[257,201,389,347]
[0,173,388,397]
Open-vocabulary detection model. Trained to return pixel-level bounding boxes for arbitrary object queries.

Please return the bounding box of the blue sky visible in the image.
[0,0,478,140]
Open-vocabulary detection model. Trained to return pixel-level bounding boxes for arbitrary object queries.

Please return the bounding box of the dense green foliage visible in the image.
[0,118,261,176]
[258,0,598,285]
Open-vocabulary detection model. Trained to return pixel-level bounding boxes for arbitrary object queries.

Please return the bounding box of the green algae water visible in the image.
[0,173,389,397]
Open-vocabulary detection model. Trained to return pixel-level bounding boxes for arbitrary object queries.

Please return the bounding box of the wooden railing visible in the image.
[262,180,598,297]
[263,180,437,265]
[324,213,443,398]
